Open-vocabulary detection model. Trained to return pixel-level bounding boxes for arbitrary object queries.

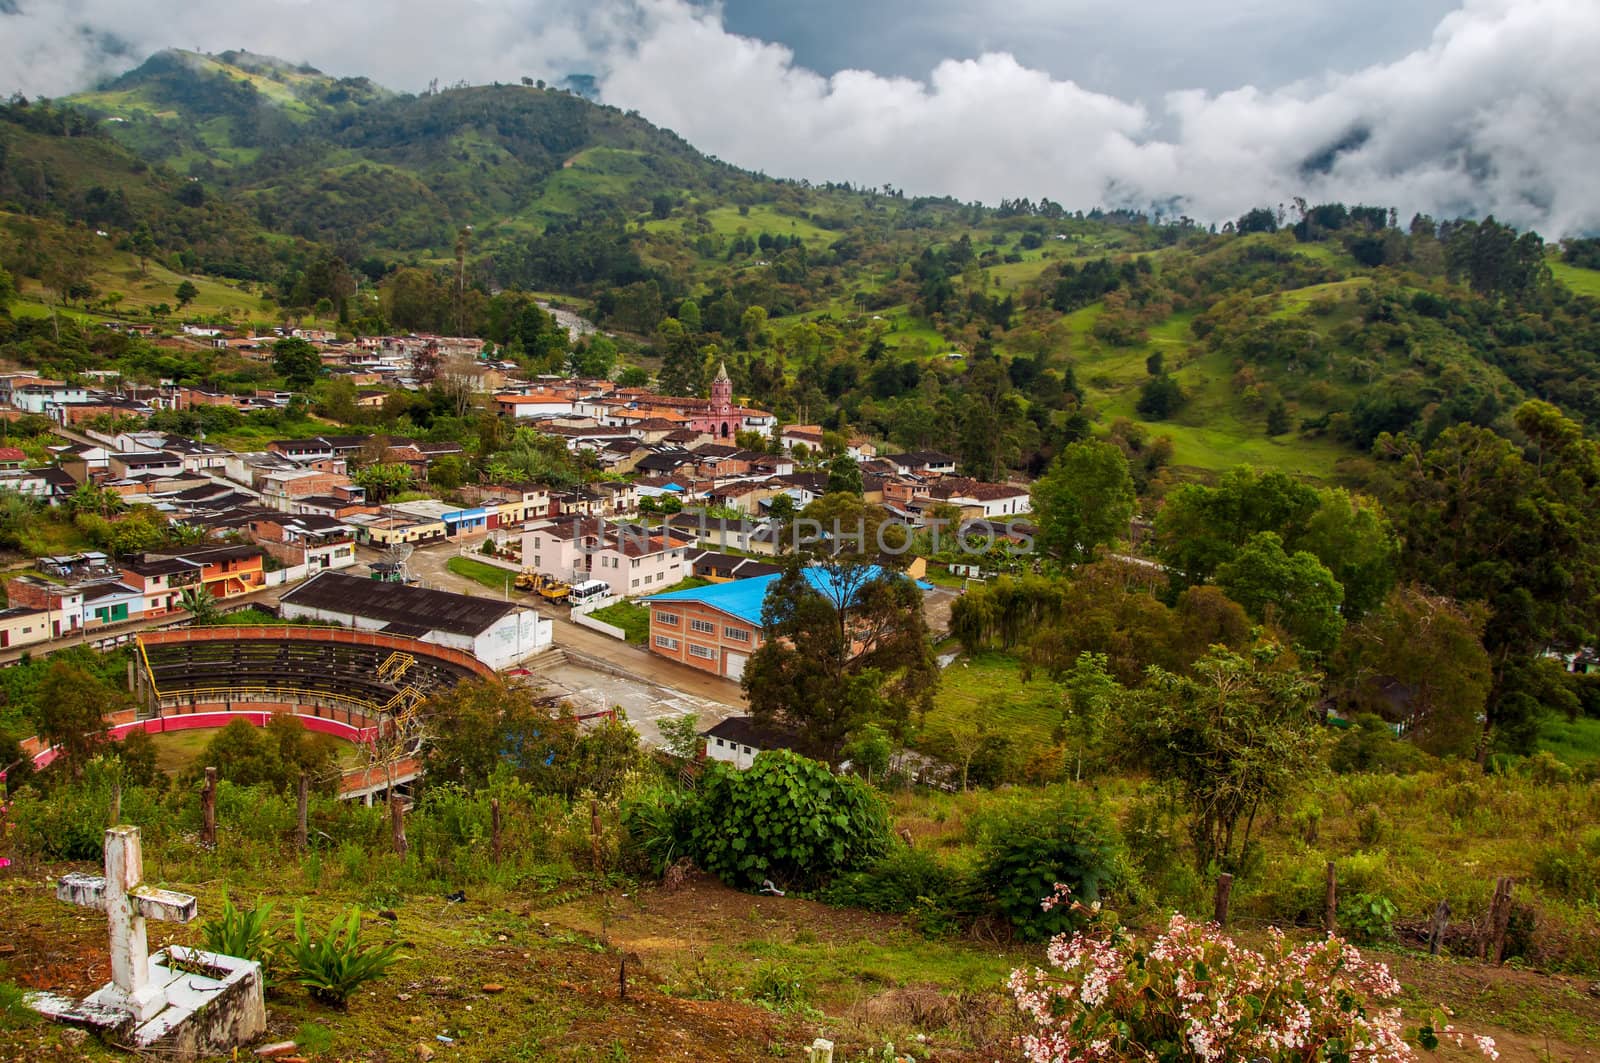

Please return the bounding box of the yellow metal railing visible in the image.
[376,651,416,683]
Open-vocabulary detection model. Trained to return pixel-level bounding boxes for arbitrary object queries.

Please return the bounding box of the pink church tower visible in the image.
[711,360,734,437]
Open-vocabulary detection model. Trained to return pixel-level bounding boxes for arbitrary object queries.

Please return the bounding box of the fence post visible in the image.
[1322,861,1338,936]
[590,798,602,873]
[201,766,217,847]
[295,771,309,852]
[809,1039,834,1063]
[109,776,122,826]
[1428,899,1451,957]
[390,792,407,858]
[1212,873,1234,927]
[1489,876,1514,965]
[491,797,502,865]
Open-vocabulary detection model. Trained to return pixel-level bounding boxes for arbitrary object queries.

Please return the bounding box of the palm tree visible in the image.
[179,585,222,626]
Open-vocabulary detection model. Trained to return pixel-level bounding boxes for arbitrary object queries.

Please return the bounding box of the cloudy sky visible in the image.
[3,0,1597,234]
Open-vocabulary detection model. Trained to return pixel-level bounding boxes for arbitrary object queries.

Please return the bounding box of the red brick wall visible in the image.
[646,600,760,677]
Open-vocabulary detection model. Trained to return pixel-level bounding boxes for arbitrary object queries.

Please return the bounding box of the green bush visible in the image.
[619,784,696,876]
[1340,891,1398,943]
[1533,830,1600,904]
[283,906,402,1009]
[819,845,974,916]
[973,786,1128,941]
[686,751,890,890]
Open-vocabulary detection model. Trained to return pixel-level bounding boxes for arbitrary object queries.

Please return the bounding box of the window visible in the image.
[654,635,679,650]
[724,626,750,642]
[690,618,715,634]
[715,738,725,747]
[656,612,679,625]
[689,644,715,660]
[631,578,640,588]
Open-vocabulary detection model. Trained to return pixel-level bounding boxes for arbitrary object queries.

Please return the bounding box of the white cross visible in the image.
[57,825,197,1022]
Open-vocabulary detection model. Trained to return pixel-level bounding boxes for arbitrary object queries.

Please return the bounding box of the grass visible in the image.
[1538,715,1600,766]
[586,599,649,643]
[1551,261,1600,299]
[917,651,1063,749]
[446,556,521,596]
[145,727,365,775]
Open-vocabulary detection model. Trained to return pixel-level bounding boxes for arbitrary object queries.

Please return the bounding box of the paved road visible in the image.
[378,542,749,710]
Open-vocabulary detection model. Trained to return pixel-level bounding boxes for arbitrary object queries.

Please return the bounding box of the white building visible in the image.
[278,571,551,670]
[699,716,799,770]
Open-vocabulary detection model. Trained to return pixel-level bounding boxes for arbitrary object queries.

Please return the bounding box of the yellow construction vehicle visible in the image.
[514,570,572,603]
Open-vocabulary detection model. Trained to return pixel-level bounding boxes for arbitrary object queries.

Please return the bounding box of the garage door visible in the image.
[723,651,747,681]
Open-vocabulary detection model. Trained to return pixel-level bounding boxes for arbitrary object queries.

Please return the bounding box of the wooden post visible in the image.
[490,797,502,865]
[1322,861,1338,936]
[295,772,309,852]
[1428,899,1451,957]
[390,792,407,858]
[200,767,217,847]
[1212,873,1234,927]
[109,776,122,827]
[618,953,627,1001]
[1489,876,1514,965]
[590,798,602,873]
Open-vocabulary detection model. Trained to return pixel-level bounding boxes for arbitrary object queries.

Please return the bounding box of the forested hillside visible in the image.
[0,48,1596,483]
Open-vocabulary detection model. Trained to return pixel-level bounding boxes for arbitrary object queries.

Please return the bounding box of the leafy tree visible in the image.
[743,558,936,763]
[825,454,864,497]
[1058,652,1122,781]
[975,787,1125,941]
[352,462,414,503]
[36,663,117,778]
[272,337,323,389]
[1136,374,1184,419]
[1215,532,1345,654]
[174,280,199,309]
[1155,468,1320,587]
[182,716,339,793]
[1123,645,1323,871]
[1029,441,1135,564]
[130,225,156,276]
[1382,401,1600,752]
[179,585,222,625]
[1333,587,1491,758]
[685,749,890,889]
[426,453,470,492]
[658,712,702,761]
[111,729,164,789]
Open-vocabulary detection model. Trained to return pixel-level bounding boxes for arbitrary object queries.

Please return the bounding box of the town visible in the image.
[3,31,1600,1061]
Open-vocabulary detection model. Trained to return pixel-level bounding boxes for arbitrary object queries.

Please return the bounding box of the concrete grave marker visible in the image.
[28,825,266,1059]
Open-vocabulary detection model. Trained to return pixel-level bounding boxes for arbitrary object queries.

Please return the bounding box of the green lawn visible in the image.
[446,556,521,596]
[1551,261,1600,298]
[586,599,649,643]
[918,651,1063,748]
[1539,715,1600,765]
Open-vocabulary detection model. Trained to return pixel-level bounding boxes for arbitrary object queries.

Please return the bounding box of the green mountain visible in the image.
[0,49,1598,480]
[65,49,766,252]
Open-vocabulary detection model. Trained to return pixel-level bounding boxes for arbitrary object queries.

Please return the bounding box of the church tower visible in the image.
[711,361,734,437]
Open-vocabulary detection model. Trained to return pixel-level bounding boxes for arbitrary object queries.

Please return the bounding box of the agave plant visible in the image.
[200,893,277,979]
[284,906,403,1009]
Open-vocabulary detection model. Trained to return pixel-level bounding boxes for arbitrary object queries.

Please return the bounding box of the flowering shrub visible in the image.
[1009,887,1497,1062]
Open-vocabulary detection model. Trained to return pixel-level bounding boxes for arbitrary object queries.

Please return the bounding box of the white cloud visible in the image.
[2,0,1596,234]
[599,0,1600,234]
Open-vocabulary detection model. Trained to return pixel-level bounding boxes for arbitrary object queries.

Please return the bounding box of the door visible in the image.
[723,651,747,681]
